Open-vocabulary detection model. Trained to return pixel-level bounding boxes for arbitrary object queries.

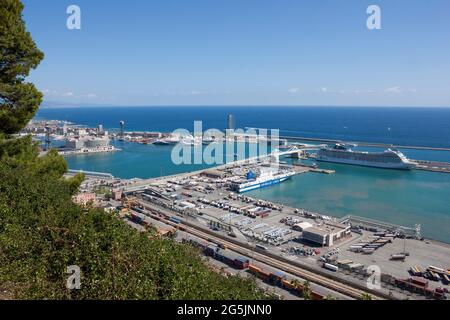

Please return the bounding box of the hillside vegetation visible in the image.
[0,0,264,300]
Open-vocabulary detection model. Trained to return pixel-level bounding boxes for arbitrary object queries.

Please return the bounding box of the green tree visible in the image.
[361,293,373,300]
[0,0,44,135]
[302,280,312,300]
[291,278,300,287]
[0,1,265,300]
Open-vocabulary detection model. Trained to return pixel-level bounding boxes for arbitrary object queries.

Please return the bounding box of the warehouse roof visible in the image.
[302,227,330,237]
[202,169,226,178]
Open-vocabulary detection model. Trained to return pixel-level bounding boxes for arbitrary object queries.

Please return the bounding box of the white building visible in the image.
[65,136,110,150]
[302,221,351,247]
[65,138,85,150]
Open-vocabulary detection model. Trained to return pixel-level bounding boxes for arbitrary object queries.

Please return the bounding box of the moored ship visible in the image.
[230,169,296,193]
[316,144,415,170]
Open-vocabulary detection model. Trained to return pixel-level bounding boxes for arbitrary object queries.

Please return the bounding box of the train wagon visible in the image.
[311,291,325,300]
[248,265,262,276]
[442,273,450,285]
[269,271,287,285]
[395,278,435,297]
[281,279,296,291]
[295,283,305,296]
[248,265,271,281]
[234,257,250,270]
[169,216,181,224]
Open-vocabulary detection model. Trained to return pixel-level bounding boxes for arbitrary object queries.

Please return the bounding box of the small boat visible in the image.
[153,139,170,146]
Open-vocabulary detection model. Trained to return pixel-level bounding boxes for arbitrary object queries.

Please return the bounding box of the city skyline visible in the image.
[23,0,450,107]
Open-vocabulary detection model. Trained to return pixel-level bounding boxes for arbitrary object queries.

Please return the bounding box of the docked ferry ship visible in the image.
[230,169,296,193]
[316,144,415,170]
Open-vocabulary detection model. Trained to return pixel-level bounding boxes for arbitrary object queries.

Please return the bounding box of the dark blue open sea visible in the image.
[36,106,450,242]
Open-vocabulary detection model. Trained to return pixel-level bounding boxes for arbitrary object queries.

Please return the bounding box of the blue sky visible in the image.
[22,0,450,107]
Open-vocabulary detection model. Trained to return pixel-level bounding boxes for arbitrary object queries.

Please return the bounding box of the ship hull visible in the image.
[316,157,413,170]
[234,176,292,193]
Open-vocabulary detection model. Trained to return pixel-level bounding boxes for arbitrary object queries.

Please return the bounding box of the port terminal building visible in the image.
[302,221,351,247]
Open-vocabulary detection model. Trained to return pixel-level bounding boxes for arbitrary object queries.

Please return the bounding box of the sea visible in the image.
[35,106,450,243]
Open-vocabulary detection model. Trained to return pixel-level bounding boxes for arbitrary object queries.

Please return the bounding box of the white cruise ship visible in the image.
[316,144,415,170]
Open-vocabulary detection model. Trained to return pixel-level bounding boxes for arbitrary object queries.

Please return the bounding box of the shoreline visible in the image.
[114,159,450,246]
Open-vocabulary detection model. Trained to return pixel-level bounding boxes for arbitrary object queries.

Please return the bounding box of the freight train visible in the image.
[247,264,325,300]
[394,277,447,299]
[183,237,326,299]
[182,239,250,270]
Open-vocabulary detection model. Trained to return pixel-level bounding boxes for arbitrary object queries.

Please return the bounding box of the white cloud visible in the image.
[321,87,328,93]
[288,87,300,93]
[386,86,402,94]
[386,86,417,94]
[41,88,101,101]
[190,91,205,95]
[353,89,374,94]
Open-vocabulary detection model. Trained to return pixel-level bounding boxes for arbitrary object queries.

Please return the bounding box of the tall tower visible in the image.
[44,125,52,151]
[119,120,125,140]
[227,114,235,130]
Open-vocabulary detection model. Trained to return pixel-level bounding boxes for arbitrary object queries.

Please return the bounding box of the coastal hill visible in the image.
[0,0,264,300]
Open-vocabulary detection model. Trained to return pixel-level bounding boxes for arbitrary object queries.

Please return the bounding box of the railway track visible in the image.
[138,202,386,300]
[182,220,383,300]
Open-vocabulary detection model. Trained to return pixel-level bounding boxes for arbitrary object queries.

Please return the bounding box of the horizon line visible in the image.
[40,103,450,109]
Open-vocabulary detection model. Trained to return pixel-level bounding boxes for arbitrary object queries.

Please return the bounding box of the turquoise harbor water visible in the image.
[248,160,450,243]
[37,106,450,243]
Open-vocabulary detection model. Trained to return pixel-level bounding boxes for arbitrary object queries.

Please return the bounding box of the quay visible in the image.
[412,160,450,173]
[279,135,450,152]
[67,169,115,180]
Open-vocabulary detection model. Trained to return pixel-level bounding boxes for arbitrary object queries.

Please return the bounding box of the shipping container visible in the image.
[311,291,324,300]
[269,271,287,284]
[390,254,406,261]
[430,271,441,281]
[248,265,261,276]
[337,260,353,266]
[257,270,271,281]
[362,248,375,254]
[348,263,364,270]
[428,266,446,274]
[411,277,429,287]
[281,279,296,291]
